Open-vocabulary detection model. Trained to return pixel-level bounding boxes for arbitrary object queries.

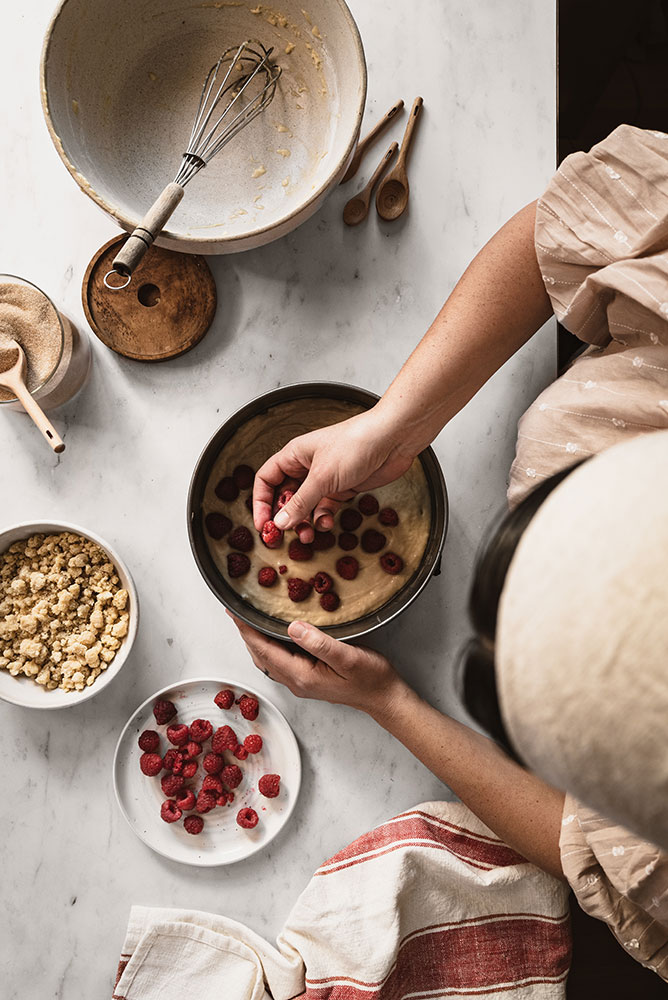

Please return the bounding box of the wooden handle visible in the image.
[362,141,399,197]
[13,379,65,453]
[396,96,423,167]
[341,99,404,183]
[111,182,185,278]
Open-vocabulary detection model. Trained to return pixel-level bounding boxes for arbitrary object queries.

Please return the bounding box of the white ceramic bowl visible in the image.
[0,521,139,709]
[41,0,367,254]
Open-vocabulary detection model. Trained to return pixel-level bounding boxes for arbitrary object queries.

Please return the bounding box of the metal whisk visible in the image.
[105,40,281,289]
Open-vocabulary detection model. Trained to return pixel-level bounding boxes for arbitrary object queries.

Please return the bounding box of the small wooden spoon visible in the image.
[0,340,65,453]
[340,99,404,184]
[376,96,423,221]
[343,142,399,226]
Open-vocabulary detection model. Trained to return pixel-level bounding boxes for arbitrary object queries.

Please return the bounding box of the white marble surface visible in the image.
[1,2,555,996]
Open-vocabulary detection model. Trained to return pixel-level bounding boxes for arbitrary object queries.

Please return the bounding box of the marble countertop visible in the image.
[1,2,555,996]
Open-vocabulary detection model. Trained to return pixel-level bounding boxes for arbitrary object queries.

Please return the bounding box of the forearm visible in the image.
[377,200,552,456]
[371,682,565,879]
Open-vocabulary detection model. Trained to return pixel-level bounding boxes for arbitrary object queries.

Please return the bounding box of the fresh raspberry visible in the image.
[161,773,185,797]
[238,694,259,720]
[138,730,160,752]
[336,556,359,580]
[358,493,380,516]
[228,526,254,552]
[183,740,203,760]
[258,773,281,798]
[202,775,224,795]
[237,807,259,829]
[320,592,340,612]
[261,520,283,549]
[233,464,255,490]
[226,791,235,804]
[313,571,333,594]
[278,564,288,574]
[221,764,243,789]
[182,761,198,779]
[340,508,363,531]
[162,748,181,773]
[153,699,177,725]
[246,496,253,513]
[215,476,239,502]
[205,512,232,540]
[361,529,387,553]
[244,734,263,754]
[214,688,235,711]
[184,815,204,835]
[276,488,295,510]
[175,788,196,811]
[380,552,404,575]
[196,790,217,814]
[203,752,224,774]
[166,723,189,747]
[189,719,213,743]
[378,507,399,527]
[287,577,312,602]
[288,539,313,562]
[139,752,163,776]
[227,552,250,578]
[258,566,278,587]
[216,793,228,807]
[160,800,182,824]
[312,530,336,551]
[212,725,238,752]
[233,744,249,760]
[338,532,358,551]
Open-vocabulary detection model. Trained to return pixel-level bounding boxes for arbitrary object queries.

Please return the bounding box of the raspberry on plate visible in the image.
[214,688,235,711]
[233,744,249,760]
[153,699,177,725]
[140,752,164,776]
[138,730,160,752]
[244,734,263,754]
[216,793,228,807]
[340,508,363,531]
[221,764,243,789]
[182,761,198,779]
[336,556,359,581]
[378,507,399,527]
[212,725,238,753]
[313,571,333,594]
[183,740,203,760]
[288,539,313,562]
[203,752,224,774]
[202,775,224,795]
[380,552,404,575]
[184,815,204,835]
[233,464,255,490]
[166,723,189,747]
[287,577,312,602]
[238,694,259,720]
[361,529,387,553]
[215,476,239,502]
[175,788,196,812]
[228,526,254,552]
[161,773,185,797]
[237,807,259,829]
[358,494,380,516]
[320,592,340,612]
[196,790,217,814]
[312,530,336,551]
[258,773,281,798]
[227,552,251,578]
[160,800,182,824]
[258,566,278,587]
[278,564,288,574]
[189,719,213,743]
[162,748,181,773]
[261,520,283,549]
[338,532,358,551]
[205,512,232,540]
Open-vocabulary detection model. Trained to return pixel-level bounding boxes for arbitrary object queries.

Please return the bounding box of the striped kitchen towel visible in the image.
[113,801,571,1000]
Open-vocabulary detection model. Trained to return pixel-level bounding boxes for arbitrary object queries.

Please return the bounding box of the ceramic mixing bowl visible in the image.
[188,382,448,642]
[41,0,366,254]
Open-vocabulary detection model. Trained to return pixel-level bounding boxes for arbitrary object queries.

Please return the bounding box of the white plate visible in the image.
[113,677,301,866]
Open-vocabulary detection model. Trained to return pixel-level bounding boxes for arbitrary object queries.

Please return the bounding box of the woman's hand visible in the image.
[229,613,406,718]
[251,406,416,536]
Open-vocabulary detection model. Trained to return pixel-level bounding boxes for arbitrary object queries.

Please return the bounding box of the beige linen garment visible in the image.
[507,124,668,978]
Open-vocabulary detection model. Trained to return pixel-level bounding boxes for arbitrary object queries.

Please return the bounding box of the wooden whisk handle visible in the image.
[111,182,185,279]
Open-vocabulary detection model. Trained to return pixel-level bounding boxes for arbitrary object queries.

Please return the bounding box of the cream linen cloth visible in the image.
[112,802,571,999]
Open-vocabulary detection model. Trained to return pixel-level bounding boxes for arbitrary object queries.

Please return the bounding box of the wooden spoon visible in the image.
[0,340,65,453]
[340,99,404,184]
[343,142,399,226]
[376,96,424,221]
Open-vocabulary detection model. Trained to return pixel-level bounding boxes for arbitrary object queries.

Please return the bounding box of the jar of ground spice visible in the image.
[0,275,91,411]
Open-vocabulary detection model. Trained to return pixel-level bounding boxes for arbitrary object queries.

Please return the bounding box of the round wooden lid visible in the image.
[82,236,217,361]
